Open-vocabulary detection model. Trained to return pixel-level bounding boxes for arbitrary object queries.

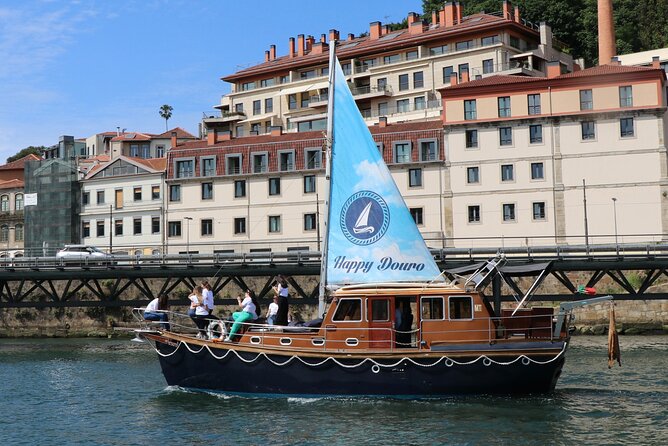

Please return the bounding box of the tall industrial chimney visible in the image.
[597,0,616,65]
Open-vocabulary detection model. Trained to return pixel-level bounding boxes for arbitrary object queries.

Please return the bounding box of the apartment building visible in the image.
[0,154,40,256]
[440,61,668,247]
[205,1,573,138]
[110,127,197,159]
[80,156,167,255]
[165,120,445,254]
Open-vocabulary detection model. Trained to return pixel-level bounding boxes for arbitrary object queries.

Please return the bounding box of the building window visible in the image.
[620,117,634,137]
[581,121,596,140]
[503,204,516,222]
[378,102,388,116]
[234,217,246,234]
[279,151,295,171]
[82,221,90,238]
[130,144,139,157]
[82,192,89,206]
[414,96,426,110]
[529,124,543,143]
[304,175,316,193]
[499,127,513,146]
[236,125,244,137]
[305,148,321,169]
[468,205,481,223]
[467,167,480,184]
[269,215,281,233]
[234,180,246,198]
[252,122,262,135]
[226,155,241,175]
[619,86,633,107]
[252,100,261,115]
[175,159,194,178]
[0,195,8,212]
[528,94,541,115]
[265,98,273,113]
[235,103,244,113]
[96,221,105,237]
[252,153,268,173]
[455,40,472,51]
[133,218,142,235]
[169,185,181,202]
[168,221,181,237]
[580,89,593,110]
[498,96,510,117]
[501,164,514,182]
[398,74,409,91]
[202,182,213,200]
[464,100,476,120]
[410,208,423,225]
[202,157,216,176]
[97,191,105,204]
[396,99,410,113]
[288,94,297,110]
[481,35,499,46]
[531,162,545,180]
[465,129,478,148]
[341,63,351,75]
[14,224,23,241]
[409,168,422,187]
[458,63,469,81]
[533,202,546,220]
[383,54,400,65]
[419,139,437,161]
[430,44,448,56]
[394,142,411,163]
[152,217,160,234]
[269,178,281,195]
[300,93,310,108]
[156,145,165,158]
[151,186,160,200]
[406,50,418,60]
[304,213,316,231]
[114,219,123,236]
[413,71,424,88]
[482,59,494,74]
[133,187,142,201]
[13,194,23,211]
[201,219,213,236]
[443,65,454,83]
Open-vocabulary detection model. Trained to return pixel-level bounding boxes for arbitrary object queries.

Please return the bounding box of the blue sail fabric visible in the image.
[325,58,443,285]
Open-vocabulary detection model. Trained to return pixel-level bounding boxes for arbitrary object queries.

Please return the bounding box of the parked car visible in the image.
[56,245,109,261]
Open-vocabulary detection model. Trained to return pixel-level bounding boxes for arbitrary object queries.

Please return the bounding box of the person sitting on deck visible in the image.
[224,290,258,342]
[143,294,170,330]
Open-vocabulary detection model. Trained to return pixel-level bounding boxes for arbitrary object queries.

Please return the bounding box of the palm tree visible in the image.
[159,104,173,131]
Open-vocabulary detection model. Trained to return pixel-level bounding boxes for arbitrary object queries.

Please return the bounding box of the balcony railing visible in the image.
[350,85,393,96]
[361,99,441,119]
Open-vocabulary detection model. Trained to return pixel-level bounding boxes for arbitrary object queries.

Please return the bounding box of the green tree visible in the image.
[7,146,45,163]
[159,104,173,131]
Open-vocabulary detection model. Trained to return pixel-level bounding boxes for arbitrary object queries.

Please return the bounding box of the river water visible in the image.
[0,336,666,446]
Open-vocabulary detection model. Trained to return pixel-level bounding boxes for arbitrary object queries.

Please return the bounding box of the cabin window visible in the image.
[421,296,444,320]
[448,296,473,320]
[370,299,389,321]
[333,298,362,322]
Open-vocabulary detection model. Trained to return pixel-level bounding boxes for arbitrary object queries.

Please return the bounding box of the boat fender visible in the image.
[521,356,531,366]
[482,357,492,367]
[208,320,227,341]
[444,358,454,367]
[371,364,380,374]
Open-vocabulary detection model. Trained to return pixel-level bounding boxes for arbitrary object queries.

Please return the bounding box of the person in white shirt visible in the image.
[266,295,279,325]
[144,294,170,330]
[225,290,258,342]
[188,286,209,338]
[201,280,215,315]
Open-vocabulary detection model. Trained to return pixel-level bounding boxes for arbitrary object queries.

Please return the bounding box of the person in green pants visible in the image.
[224,290,258,341]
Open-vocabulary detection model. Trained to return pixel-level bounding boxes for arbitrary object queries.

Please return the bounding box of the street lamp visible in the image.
[184,217,193,254]
[612,198,618,246]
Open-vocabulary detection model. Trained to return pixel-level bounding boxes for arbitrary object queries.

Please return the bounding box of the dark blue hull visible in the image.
[154,339,566,396]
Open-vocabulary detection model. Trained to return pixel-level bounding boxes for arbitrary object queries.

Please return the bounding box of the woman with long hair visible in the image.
[144,293,170,330]
[225,289,258,342]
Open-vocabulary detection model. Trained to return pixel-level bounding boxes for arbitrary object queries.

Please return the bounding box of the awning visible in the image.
[279,80,328,96]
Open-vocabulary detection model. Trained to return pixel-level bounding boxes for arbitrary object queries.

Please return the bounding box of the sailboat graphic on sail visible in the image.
[132,39,606,396]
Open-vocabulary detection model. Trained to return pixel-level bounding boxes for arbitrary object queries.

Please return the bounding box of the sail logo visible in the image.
[340,190,389,246]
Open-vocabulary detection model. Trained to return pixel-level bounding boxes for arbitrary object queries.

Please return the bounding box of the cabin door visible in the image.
[367,297,392,349]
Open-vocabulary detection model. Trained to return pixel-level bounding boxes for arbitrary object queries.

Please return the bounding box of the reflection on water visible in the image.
[0,336,665,445]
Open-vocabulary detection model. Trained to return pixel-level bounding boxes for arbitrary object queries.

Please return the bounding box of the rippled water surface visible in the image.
[0,336,666,445]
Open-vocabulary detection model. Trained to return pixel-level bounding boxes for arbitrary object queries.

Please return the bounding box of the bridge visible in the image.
[2,243,668,309]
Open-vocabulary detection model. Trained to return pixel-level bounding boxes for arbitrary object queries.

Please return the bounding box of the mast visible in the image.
[318,39,337,317]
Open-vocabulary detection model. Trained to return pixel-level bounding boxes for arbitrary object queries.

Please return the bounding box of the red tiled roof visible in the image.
[127,156,167,171]
[0,179,24,189]
[224,13,531,81]
[153,127,197,139]
[555,63,658,78]
[0,153,42,170]
[446,74,545,90]
[110,132,154,142]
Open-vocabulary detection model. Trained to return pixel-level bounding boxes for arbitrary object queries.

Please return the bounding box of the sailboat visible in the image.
[134,43,609,396]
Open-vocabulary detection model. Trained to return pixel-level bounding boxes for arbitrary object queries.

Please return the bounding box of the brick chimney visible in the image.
[503,0,512,20]
[597,0,616,65]
[449,72,458,85]
[312,42,324,55]
[514,5,521,23]
[329,29,339,42]
[306,35,314,52]
[547,61,561,78]
[409,16,424,34]
[460,68,469,83]
[652,56,661,69]
[297,34,305,57]
[320,34,326,43]
[170,131,177,148]
[407,12,418,26]
[370,21,382,40]
[379,116,388,127]
[269,45,276,61]
[347,33,355,41]
[610,56,621,66]
[431,11,438,25]
[270,126,283,137]
[207,130,217,145]
[455,1,462,24]
[289,37,296,58]
[264,50,270,63]
[443,2,455,27]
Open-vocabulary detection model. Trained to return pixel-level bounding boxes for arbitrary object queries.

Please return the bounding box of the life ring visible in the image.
[208,320,227,341]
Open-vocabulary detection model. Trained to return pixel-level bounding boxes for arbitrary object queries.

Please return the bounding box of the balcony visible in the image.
[203,111,246,125]
[351,85,393,100]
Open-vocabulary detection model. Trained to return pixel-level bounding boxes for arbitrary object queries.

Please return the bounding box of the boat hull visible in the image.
[153,338,566,396]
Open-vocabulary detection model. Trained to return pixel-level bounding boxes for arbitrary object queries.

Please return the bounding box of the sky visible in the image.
[0,0,423,162]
